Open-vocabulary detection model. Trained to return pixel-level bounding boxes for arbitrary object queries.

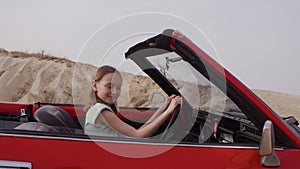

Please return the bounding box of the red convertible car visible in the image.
[0,29,300,168]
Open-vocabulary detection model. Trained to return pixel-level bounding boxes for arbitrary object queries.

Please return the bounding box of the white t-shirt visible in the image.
[85,103,120,137]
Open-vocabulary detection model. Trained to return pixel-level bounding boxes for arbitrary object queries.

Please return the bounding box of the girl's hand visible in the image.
[161,94,176,110]
[165,96,182,115]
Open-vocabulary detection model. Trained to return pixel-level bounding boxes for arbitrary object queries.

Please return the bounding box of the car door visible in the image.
[1,120,299,169]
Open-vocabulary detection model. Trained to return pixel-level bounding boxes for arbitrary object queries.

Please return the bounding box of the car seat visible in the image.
[33,105,80,134]
[15,122,59,133]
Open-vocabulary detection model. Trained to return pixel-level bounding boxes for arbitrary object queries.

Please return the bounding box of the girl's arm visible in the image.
[98,96,181,138]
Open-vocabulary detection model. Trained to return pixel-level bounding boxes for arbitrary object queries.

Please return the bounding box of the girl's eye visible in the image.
[115,85,122,90]
[105,84,112,88]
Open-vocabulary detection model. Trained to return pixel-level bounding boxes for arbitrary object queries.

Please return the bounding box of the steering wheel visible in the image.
[160,106,181,140]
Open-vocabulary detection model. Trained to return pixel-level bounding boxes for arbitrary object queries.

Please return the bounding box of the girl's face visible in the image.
[93,72,122,105]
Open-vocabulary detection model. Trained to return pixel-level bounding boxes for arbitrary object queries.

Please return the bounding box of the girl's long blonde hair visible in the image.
[84,65,122,113]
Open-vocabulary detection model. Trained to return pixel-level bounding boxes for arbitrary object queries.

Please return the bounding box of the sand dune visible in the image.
[0,50,77,104]
[253,89,300,121]
[0,48,299,121]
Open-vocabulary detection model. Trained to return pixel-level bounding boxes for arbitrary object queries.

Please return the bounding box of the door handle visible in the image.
[0,160,32,169]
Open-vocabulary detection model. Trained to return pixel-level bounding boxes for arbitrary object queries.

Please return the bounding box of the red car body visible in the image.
[0,29,299,169]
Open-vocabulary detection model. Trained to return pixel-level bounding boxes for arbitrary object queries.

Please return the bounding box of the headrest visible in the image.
[34,105,79,133]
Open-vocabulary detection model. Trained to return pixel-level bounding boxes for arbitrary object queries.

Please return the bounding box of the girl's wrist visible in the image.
[159,103,167,111]
[164,109,173,115]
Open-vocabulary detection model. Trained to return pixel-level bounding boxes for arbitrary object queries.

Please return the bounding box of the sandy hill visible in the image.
[253,89,300,121]
[0,48,299,121]
[0,49,78,104]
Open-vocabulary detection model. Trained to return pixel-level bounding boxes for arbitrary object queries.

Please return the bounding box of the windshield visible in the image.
[147,53,201,109]
[146,52,242,115]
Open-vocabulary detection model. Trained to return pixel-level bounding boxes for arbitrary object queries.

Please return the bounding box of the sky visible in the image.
[0,0,299,95]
